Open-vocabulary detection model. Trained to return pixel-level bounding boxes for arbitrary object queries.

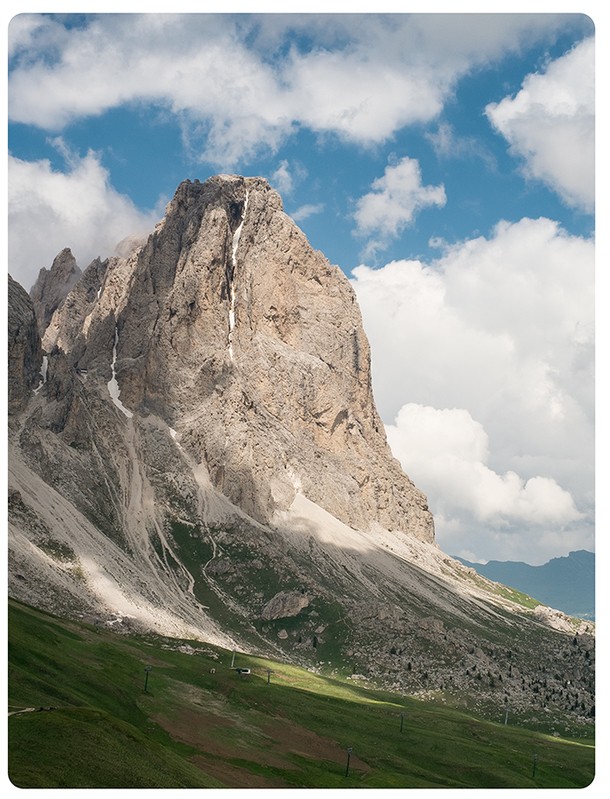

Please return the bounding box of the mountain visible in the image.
[30,247,82,335]
[455,551,595,621]
[8,174,594,729]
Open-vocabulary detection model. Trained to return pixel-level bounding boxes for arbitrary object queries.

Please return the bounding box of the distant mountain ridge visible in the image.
[455,550,594,620]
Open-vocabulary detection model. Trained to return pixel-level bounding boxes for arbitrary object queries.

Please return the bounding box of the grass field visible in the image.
[7,599,595,789]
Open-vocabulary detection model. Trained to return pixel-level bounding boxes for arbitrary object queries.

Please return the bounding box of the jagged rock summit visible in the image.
[7,175,594,727]
[30,247,82,336]
[35,174,434,540]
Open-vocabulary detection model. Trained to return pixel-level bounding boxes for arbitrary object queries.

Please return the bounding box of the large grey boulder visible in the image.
[260,591,310,621]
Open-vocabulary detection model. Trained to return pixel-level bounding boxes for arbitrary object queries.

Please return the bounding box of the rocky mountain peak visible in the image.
[15,174,433,540]
[101,174,434,538]
[30,247,82,335]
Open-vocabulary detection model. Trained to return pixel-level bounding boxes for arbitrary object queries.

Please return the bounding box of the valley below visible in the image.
[8,599,594,789]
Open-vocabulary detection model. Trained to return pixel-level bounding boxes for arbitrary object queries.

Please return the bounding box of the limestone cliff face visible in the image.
[72,175,432,540]
[8,275,43,415]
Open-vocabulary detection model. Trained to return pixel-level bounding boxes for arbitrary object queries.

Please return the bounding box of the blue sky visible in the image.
[6,5,598,566]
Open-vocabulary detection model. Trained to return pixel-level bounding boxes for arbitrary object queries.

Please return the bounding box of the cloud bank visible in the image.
[9,148,162,289]
[351,217,594,563]
[8,13,577,167]
[354,157,446,256]
[386,403,581,525]
[486,37,594,213]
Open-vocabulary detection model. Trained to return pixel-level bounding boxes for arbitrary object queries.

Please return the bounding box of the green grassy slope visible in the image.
[8,599,595,789]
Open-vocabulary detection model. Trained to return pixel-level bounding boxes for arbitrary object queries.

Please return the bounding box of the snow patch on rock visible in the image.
[107,328,133,418]
[32,355,48,394]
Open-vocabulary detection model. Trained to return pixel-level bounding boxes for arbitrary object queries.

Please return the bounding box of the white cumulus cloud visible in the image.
[8,13,580,168]
[351,216,594,562]
[386,403,582,526]
[290,203,325,223]
[353,157,446,256]
[270,160,296,196]
[8,147,162,290]
[486,36,594,212]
